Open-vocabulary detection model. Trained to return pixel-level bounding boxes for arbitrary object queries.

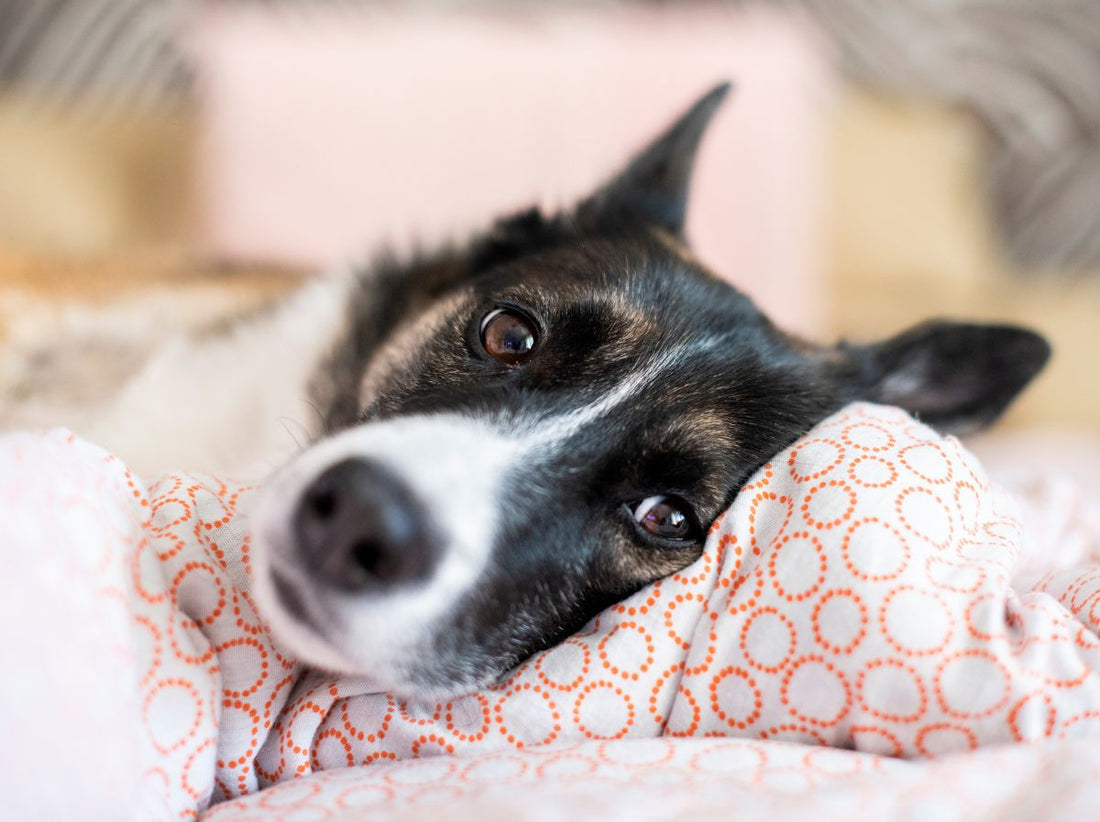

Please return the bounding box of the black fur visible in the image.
[291,83,1049,695]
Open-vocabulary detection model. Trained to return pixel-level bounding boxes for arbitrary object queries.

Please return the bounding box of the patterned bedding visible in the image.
[2,403,1099,821]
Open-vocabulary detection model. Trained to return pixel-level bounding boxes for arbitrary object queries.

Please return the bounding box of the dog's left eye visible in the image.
[631,495,698,541]
[480,308,539,365]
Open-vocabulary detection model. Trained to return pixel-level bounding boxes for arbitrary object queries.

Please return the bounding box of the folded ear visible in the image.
[848,320,1051,434]
[576,81,731,237]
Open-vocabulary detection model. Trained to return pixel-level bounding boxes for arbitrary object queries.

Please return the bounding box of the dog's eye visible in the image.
[631,495,697,541]
[480,308,538,365]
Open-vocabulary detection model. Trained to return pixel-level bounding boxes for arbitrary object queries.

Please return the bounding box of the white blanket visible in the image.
[2,403,1099,821]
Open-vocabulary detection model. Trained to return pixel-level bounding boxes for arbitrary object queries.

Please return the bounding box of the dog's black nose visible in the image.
[293,458,437,591]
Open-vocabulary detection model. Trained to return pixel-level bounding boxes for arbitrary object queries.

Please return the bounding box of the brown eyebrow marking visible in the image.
[670,409,735,446]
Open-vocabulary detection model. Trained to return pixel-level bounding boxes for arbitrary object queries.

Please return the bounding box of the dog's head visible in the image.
[252,83,1049,699]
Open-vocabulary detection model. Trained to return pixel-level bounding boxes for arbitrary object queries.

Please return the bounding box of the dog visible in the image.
[11,83,1050,702]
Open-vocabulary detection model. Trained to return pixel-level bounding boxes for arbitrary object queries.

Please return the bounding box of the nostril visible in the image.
[292,457,438,592]
[305,485,338,520]
[350,537,384,578]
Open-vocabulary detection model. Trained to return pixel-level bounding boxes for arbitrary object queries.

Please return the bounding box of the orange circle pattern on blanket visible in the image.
[201,736,1100,822]
[9,403,1100,820]
[244,404,1100,778]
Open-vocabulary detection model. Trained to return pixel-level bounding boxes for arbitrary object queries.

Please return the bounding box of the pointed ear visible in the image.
[848,320,1051,434]
[576,82,731,237]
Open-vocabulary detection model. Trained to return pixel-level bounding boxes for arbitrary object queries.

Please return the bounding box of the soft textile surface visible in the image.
[3,403,1100,821]
[206,736,1099,822]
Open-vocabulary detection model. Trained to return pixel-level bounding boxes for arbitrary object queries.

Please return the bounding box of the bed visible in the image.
[4,403,1098,821]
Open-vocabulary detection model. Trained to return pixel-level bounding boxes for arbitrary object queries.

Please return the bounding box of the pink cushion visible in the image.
[190,6,833,333]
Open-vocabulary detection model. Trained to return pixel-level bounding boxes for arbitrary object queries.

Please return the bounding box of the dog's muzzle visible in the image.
[252,414,511,680]
[292,457,440,591]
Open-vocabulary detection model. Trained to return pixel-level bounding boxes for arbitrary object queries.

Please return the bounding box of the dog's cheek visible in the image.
[611,537,706,591]
[357,292,472,412]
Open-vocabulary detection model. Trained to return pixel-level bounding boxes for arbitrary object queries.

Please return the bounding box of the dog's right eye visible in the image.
[630,495,699,541]
[480,308,539,365]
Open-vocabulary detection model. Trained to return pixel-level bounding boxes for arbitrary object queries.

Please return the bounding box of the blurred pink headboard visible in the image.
[191,6,834,333]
